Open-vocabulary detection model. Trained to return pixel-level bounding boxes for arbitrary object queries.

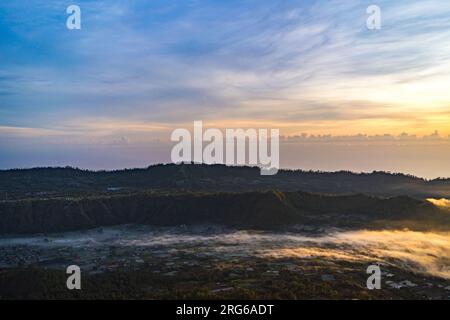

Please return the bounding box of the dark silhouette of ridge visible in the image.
[0,163,449,200]
[0,190,449,234]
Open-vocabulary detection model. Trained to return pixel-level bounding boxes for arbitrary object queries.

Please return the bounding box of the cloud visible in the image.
[2,1,450,123]
[263,229,450,279]
[1,0,450,170]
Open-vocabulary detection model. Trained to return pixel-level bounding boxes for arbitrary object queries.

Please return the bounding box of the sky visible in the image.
[1,0,450,177]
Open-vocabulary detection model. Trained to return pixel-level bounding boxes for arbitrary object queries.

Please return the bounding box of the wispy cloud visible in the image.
[1,0,450,131]
[1,0,450,171]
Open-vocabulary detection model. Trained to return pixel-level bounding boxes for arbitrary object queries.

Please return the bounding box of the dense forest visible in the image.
[0,189,448,234]
[0,163,449,200]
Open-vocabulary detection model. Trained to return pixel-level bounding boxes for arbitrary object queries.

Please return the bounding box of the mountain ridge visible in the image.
[0,190,449,235]
[1,163,449,200]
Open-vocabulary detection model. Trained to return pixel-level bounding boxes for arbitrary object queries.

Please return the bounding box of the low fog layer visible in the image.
[1,226,449,279]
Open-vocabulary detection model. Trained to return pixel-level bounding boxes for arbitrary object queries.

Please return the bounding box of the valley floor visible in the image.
[0,225,449,299]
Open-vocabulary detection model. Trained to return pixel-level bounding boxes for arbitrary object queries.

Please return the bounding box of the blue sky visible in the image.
[1,0,450,175]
